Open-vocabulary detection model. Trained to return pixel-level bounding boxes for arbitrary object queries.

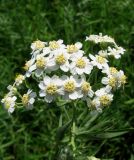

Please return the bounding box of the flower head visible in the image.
[89,54,108,69]
[108,46,125,59]
[86,33,115,44]
[49,40,65,51]
[15,74,25,86]
[61,75,82,100]
[22,90,36,109]
[39,75,63,103]
[70,52,93,75]
[79,77,94,99]
[31,40,46,51]
[1,95,17,113]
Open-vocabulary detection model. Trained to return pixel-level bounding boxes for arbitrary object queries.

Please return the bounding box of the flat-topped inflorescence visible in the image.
[1,34,127,113]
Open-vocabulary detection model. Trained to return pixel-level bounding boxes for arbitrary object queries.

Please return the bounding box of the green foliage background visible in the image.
[0,0,134,159]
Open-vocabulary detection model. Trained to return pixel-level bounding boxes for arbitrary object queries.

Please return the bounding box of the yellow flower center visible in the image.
[34,40,44,49]
[76,58,86,68]
[4,99,12,109]
[96,56,106,64]
[109,67,118,74]
[49,41,60,50]
[91,100,96,108]
[67,44,78,53]
[23,61,31,71]
[99,95,110,106]
[46,84,57,95]
[22,94,29,105]
[109,77,116,88]
[64,81,75,93]
[55,54,66,65]
[36,57,46,69]
[15,75,24,83]
[120,75,127,84]
[81,82,91,93]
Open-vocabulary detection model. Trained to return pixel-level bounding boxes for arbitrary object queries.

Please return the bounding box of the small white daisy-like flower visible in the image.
[86,33,115,44]
[98,50,108,58]
[79,77,94,99]
[108,46,125,59]
[49,50,70,72]
[101,75,118,89]
[49,40,65,51]
[87,98,102,112]
[66,42,83,56]
[22,89,36,110]
[89,54,108,69]
[24,59,35,77]
[102,66,118,76]
[70,52,93,75]
[39,75,63,103]
[29,54,50,77]
[31,40,46,51]
[1,95,17,113]
[61,75,82,100]
[15,74,25,86]
[95,86,113,107]
[99,94,113,106]
[116,70,127,87]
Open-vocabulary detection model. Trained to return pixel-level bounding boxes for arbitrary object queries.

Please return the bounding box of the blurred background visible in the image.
[0,0,134,160]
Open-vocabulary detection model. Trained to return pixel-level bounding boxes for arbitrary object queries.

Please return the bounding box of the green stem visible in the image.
[71,121,76,152]
[70,102,77,157]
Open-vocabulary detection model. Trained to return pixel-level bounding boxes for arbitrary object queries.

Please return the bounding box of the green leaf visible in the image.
[95,130,128,139]
[56,119,72,142]
[125,99,134,104]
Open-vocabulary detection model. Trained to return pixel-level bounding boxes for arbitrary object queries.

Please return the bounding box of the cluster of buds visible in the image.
[1,34,127,113]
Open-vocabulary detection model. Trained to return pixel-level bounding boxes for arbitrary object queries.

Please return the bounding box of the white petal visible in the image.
[69,62,75,68]
[30,92,37,98]
[47,59,56,67]
[39,82,45,90]
[8,107,15,113]
[69,91,78,100]
[25,71,32,77]
[97,64,102,69]
[89,54,95,61]
[27,89,32,94]
[77,90,83,98]
[84,65,92,74]
[76,68,84,75]
[88,90,94,97]
[45,95,53,103]
[60,64,69,72]
[39,90,46,97]
[58,39,63,44]
[57,88,64,95]
[101,77,109,85]
[43,76,51,85]
[12,96,17,101]
[61,75,68,81]
[29,64,36,72]
[75,42,82,49]
[29,98,35,104]
[105,86,112,93]
[43,47,50,55]
[49,64,59,71]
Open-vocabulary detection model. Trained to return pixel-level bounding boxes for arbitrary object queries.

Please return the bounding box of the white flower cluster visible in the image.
[86,33,125,59]
[1,34,127,113]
